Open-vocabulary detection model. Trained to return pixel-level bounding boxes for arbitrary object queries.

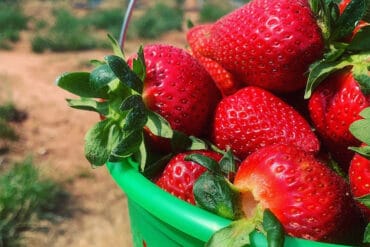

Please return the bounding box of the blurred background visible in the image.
[0,0,248,246]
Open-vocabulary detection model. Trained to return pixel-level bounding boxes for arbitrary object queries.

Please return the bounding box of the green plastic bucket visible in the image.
[107,159,355,247]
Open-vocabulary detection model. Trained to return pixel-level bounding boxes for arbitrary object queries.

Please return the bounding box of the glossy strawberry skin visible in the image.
[308,70,370,169]
[155,150,222,204]
[186,24,214,57]
[212,86,320,160]
[186,24,241,96]
[129,44,221,138]
[349,151,370,220]
[209,0,324,93]
[234,144,364,244]
[191,53,241,97]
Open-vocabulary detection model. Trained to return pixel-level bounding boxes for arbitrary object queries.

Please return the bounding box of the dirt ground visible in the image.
[0,28,188,246]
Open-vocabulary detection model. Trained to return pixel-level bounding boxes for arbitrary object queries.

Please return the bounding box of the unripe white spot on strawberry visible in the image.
[240,191,259,218]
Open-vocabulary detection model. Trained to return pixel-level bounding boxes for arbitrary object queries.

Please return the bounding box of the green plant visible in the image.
[199,2,232,23]
[0,102,26,123]
[34,19,48,31]
[0,4,28,49]
[31,9,101,53]
[30,36,49,53]
[0,119,18,141]
[0,103,25,141]
[132,2,183,39]
[0,0,21,4]
[83,8,124,40]
[0,158,68,246]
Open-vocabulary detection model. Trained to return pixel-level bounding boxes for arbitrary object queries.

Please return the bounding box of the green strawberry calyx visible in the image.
[349,107,370,158]
[205,206,285,247]
[185,149,241,220]
[305,0,370,99]
[310,0,368,42]
[185,151,285,247]
[56,35,209,171]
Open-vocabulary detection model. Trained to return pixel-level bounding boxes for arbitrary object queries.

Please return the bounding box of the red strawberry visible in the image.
[212,86,320,160]
[234,144,365,244]
[128,44,221,138]
[338,0,351,12]
[208,0,324,93]
[186,24,214,58]
[308,69,370,169]
[186,24,241,96]
[349,149,370,220]
[155,150,222,204]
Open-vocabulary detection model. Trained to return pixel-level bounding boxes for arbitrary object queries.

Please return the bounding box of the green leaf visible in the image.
[120,95,144,111]
[330,0,342,5]
[120,95,148,131]
[263,209,285,247]
[107,124,122,152]
[90,64,116,91]
[348,145,370,158]
[171,130,192,152]
[305,53,370,99]
[90,59,105,66]
[357,194,370,207]
[107,33,124,58]
[187,19,194,29]
[324,42,348,62]
[205,218,256,247]
[111,130,143,158]
[66,98,109,115]
[353,65,370,95]
[105,55,143,94]
[132,46,146,82]
[194,171,241,220]
[188,136,209,150]
[348,26,370,52]
[363,0,370,22]
[360,107,370,118]
[305,59,348,99]
[351,53,370,94]
[84,120,120,166]
[219,149,236,176]
[185,153,221,174]
[143,153,173,178]
[329,1,340,26]
[349,118,370,145]
[309,0,318,13]
[56,72,109,98]
[170,132,213,153]
[107,78,130,97]
[146,111,173,138]
[331,0,367,40]
[364,223,370,243]
[135,139,147,171]
[123,107,148,132]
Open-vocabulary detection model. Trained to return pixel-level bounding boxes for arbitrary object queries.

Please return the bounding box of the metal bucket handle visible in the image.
[119,0,137,49]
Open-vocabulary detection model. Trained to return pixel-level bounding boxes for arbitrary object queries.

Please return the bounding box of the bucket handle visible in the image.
[119,0,137,49]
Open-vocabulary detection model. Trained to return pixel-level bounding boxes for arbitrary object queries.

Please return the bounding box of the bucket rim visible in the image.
[107,159,230,242]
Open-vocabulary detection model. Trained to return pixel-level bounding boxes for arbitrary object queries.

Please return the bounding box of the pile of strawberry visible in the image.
[57,0,370,246]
